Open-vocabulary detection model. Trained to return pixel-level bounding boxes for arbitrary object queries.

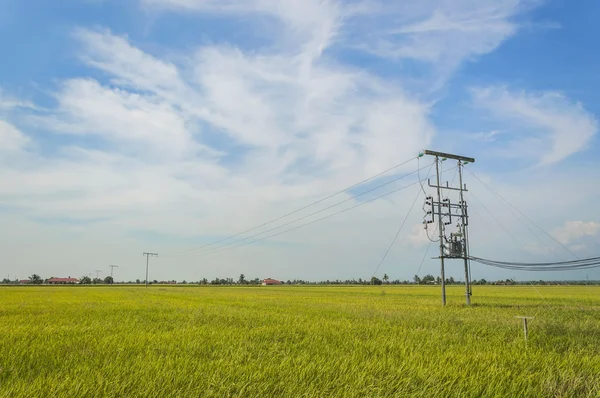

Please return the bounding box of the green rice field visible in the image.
[1,285,599,397]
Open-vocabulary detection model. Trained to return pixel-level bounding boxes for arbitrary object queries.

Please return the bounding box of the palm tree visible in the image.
[383,274,389,284]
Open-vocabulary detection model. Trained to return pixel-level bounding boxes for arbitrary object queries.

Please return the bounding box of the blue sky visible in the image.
[0,0,599,283]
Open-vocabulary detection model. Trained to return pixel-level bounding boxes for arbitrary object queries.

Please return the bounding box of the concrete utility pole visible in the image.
[422,150,475,306]
[458,161,471,305]
[95,270,102,279]
[143,253,158,288]
[434,156,447,306]
[109,265,119,283]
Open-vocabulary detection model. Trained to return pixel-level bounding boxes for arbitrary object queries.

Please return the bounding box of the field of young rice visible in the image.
[1,285,599,397]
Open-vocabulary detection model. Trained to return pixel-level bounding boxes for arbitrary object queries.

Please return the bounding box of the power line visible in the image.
[467,171,556,255]
[466,207,560,314]
[415,240,433,276]
[469,255,600,270]
[466,169,579,259]
[168,161,434,258]
[193,178,428,260]
[418,161,459,244]
[370,162,436,279]
[370,186,424,279]
[468,190,526,251]
[417,156,428,196]
[420,166,460,244]
[444,167,459,200]
[163,156,419,258]
[467,171,600,307]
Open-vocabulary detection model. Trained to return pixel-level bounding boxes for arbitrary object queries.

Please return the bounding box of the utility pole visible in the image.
[458,161,471,305]
[143,253,158,288]
[95,270,102,279]
[434,156,447,306]
[422,150,475,306]
[109,265,119,284]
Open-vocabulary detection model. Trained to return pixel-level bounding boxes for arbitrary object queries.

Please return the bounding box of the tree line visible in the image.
[0,274,114,285]
[1,273,598,286]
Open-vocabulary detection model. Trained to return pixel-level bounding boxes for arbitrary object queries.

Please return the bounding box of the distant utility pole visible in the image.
[422,150,475,306]
[109,265,119,283]
[143,253,158,288]
[95,270,102,279]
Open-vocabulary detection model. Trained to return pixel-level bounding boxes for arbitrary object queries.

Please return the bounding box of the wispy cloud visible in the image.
[472,86,597,165]
[471,130,502,142]
[72,25,434,174]
[378,4,516,60]
[0,89,35,111]
[143,0,541,90]
[142,0,343,58]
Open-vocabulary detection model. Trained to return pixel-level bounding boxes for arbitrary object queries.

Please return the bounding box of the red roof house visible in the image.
[47,277,80,285]
[262,278,282,285]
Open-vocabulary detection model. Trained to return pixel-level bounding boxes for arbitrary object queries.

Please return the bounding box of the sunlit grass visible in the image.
[1,285,599,397]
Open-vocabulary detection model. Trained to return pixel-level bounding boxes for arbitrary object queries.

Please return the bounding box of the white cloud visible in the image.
[74,27,188,96]
[471,130,502,142]
[472,86,598,165]
[0,120,30,152]
[554,221,600,245]
[371,3,517,62]
[36,78,209,160]
[71,27,433,174]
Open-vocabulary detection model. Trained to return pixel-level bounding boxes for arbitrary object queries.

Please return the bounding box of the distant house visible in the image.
[262,278,282,285]
[47,277,79,285]
[19,280,30,284]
